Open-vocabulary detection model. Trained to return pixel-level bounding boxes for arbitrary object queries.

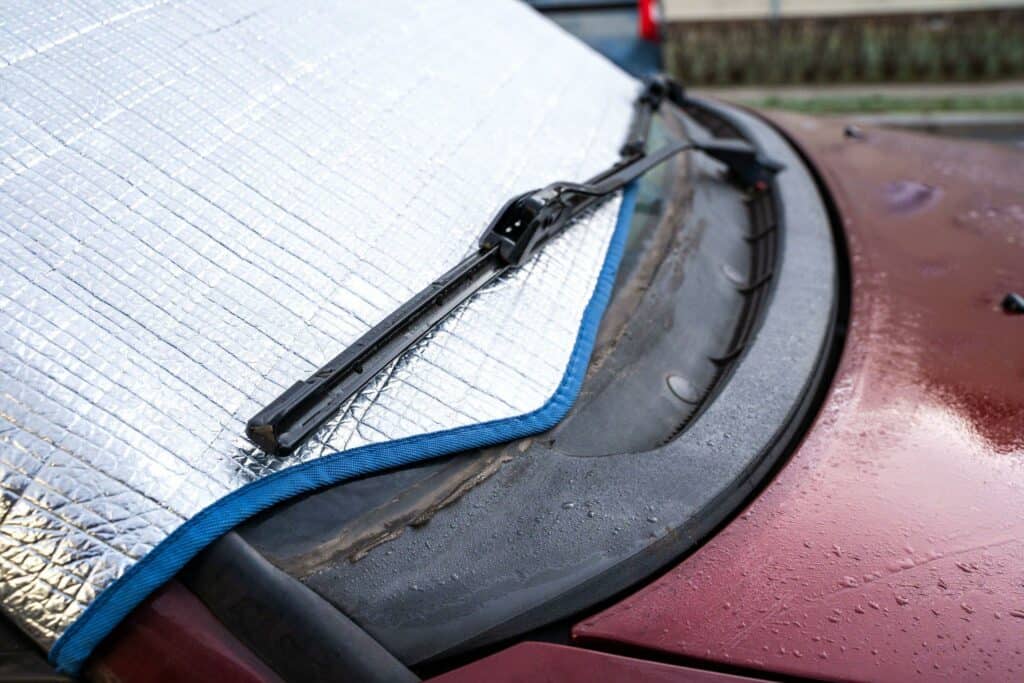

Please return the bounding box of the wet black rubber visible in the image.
[181,532,417,683]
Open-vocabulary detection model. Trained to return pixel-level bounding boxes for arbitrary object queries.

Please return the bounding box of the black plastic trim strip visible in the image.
[181,533,418,683]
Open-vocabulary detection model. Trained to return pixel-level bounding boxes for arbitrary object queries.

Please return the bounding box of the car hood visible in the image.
[575,113,1024,681]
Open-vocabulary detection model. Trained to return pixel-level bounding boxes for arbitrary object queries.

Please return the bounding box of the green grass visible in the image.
[740,93,1024,115]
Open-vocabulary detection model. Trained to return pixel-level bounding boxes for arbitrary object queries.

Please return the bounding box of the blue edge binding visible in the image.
[51,185,638,674]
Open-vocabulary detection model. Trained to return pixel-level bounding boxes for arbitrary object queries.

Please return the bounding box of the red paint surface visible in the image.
[428,642,763,682]
[575,115,1024,681]
[88,581,280,683]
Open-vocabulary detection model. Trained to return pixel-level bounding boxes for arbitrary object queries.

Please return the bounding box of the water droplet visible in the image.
[666,374,699,403]
[562,502,575,510]
[721,263,746,285]
[883,180,941,214]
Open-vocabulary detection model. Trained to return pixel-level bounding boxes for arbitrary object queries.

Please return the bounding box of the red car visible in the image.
[1,3,1021,683]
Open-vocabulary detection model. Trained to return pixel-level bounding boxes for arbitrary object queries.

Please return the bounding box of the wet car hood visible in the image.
[576,113,1024,681]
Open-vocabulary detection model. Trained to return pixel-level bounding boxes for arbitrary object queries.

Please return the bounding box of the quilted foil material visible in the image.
[0,0,634,648]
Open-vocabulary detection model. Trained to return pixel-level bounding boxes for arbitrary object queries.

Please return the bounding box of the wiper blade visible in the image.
[246,250,504,455]
[247,76,782,455]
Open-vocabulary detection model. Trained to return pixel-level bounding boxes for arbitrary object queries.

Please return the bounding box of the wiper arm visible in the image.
[477,138,693,267]
[247,76,782,455]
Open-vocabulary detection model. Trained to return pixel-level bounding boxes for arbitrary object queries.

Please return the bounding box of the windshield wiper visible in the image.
[247,76,782,455]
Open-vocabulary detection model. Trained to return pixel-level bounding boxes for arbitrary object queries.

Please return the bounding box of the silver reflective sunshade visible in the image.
[0,0,635,666]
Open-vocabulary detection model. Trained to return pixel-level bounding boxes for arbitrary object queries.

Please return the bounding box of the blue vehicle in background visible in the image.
[526,1,663,76]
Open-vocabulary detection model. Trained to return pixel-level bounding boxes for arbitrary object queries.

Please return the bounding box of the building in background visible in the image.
[661,0,1024,84]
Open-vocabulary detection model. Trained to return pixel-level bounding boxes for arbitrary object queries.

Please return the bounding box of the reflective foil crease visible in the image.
[0,0,635,652]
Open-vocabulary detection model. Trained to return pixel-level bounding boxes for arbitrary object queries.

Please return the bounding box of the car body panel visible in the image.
[427,642,763,682]
[87,581,280,683]
[574,113,1024,681]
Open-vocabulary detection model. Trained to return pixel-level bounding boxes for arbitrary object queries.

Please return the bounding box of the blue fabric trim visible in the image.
[50,185,638,674]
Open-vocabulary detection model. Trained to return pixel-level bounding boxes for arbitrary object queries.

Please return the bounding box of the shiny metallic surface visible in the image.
[575,115,1024,680]
[0,0,634,646]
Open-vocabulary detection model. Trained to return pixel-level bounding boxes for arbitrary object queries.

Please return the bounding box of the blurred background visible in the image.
[528,0,1024,146]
